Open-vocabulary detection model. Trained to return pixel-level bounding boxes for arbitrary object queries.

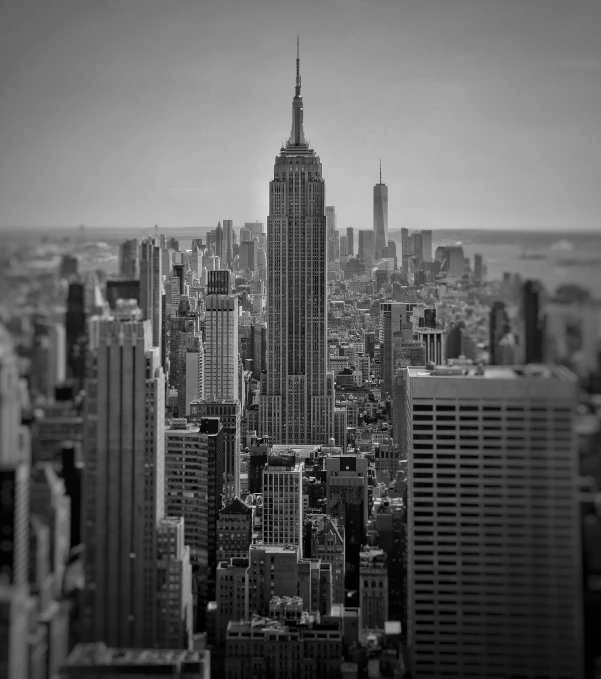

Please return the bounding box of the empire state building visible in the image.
[259,40,335,445]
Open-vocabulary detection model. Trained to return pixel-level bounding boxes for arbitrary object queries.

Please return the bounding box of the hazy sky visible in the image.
[1,0,600,232]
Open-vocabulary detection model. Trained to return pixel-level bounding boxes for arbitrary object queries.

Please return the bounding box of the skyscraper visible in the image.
[139,237,163,354]
[373,160,388,259]
[358,230,376,270]
[326,205,337,262]
[523,279,545,364]
[404,364,583,677]
[346,226,354,257]
[262,456,304,552]
[260,39,334,445]
[82,303,165,648]
[119,238,139,279]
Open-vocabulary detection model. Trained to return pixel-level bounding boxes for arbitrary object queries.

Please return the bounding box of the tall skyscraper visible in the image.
[403,364,583,677]
[358,230,376,270]
[260,39,334,445]
[346,226,354,257]
[65,281,86,391]
[420,229,432,262]
[373,160,388,259]
[489,300,510,365]
[140,237,163,354]
[523,279,545,364]
[82,303,166,648]
[221,219,234,268]
[119,238,139,279]
[326,205,337,262]
[0,325,31,679]
[205,287,238,402]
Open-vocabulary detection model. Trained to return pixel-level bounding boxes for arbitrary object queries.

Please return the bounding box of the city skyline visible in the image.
[1,0,600,233]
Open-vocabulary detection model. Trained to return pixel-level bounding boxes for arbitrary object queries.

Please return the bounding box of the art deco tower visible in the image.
[260,39,335,445]
[373,160,388,259]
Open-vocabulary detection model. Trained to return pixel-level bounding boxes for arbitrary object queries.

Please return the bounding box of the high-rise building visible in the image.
[165,419,209,569]
[311,516,345,604]
[217,498,253,563]
[474,253,484,282]
[359,547,388,632]
[523,279,545,364]
[346,227,354,257]
[420,229,432,263]
[326,206,337,263]
[416,328,446,365]
[119,238,139,279]
[82,303,166,648]
[0,325,31,679]
[155,517,193,649]
[239,240,256,271]
[65,281,86,391]
[262,456,304,553]
[216,557,249,646]
[404,364,583,678]
[205,290,238,402]
[373,161,388,258]
[260,40,334,445]
[222,219,235,268]
[139,237,163,353]
[358,230,376,270]
[489,300,510,365]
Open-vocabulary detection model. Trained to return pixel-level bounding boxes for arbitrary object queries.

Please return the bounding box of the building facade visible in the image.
[260,41,334,445]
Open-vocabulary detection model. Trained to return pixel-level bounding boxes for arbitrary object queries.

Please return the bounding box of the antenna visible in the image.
[379,158,382,184]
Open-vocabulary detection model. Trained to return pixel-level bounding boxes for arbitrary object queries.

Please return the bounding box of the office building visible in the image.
[190,400,239,501]
[82,304,166,648]
[404,364,583,678]
[177,333,204,417]
[205,296,238,400]
[346,226,354,257]
[119,238,139,279]
[260,40,334,445]
[217,498,253,563]
[221,219,235,268]
[156,518,193,649]
[380,302,423,398]
[474,253,484,282]
[65,281,87,390]
[0,325,31,679]
[262,456,304,552]
[326,205,337,262]
[373,161,388,258]
[239,240,255,271]
[216,557,249,646]
[224,609,343,679]
[359,547,388,632]
[489,301,510,365]
[165,420,209,568]
[523,279,545,364]
[140,237,163,353]
[311,516,345,604]
[416,328,446,365]
[358,230,376,270]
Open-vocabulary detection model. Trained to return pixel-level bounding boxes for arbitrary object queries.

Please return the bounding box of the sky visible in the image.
[0,0,600,233]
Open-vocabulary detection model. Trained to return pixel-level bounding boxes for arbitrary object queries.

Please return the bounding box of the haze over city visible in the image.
[1,0,600,232]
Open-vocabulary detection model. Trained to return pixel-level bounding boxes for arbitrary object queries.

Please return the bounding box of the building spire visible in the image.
[288,35,306,147]
[296,35,301,97]
[380,158,382,184]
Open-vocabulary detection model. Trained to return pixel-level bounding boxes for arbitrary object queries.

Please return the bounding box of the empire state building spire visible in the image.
[288,35,307,147]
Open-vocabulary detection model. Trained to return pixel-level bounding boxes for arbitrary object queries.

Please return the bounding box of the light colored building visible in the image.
[205,295,238,401]
[373,162,388,258]
[416,328,445,365]
[82,303,166,648]
[156,518,193,649]
[260,42,334,445]
[262,457,304,552]
[404,364,583,678]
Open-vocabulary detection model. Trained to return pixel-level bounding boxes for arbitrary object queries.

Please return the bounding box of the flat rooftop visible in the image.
[63,643,205,669]
[407,364,576,381]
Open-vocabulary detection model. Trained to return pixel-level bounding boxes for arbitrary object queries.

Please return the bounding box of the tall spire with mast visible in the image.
[380,158,382,184]
[288,35,306,147]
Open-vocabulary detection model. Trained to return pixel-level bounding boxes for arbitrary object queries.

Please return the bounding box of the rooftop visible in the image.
[407,364,576,381]
[63,643,205,669]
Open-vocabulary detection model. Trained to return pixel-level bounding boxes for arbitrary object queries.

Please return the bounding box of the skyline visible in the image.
[1,0,601,233]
